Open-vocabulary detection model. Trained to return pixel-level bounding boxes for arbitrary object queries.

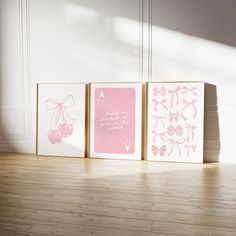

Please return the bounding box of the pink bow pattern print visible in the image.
[150,83,200,161]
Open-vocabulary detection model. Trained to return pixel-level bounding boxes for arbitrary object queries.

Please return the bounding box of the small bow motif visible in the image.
[168,87,181,108]
[152,99,168,111]
[153,86,166,97]
[153,114,166,129]
[167,138,185,157]
[185,123,197,142]
[184,144,197,157]
[169,111,179,123]
[152,130,166,143]
[152,145,166,157]
[167,125,183,137]
[45,95,75,144]
[182,86,197,96]
[45,95,75,129]
[181,99,197,121]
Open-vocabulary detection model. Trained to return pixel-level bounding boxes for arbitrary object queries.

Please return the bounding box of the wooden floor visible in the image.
[0,154,236,236]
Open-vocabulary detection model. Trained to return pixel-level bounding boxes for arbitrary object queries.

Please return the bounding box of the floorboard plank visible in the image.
[0,153,236,236]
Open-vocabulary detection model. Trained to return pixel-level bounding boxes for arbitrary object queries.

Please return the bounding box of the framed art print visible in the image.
[89,83,142,160]
[37,83,86,157]
[146,82,204,163]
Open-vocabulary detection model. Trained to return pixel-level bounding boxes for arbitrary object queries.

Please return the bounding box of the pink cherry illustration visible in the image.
[58,123,73,138]
[48,129,62,144]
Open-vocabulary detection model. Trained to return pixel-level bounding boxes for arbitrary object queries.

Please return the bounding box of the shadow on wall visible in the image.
[30,0,141,83]
[62,0,236,48]
[204,83,220,163]
[150,0,236,48]
[0,44,17,153]
[1,0,235,158]
[149,0,236,163]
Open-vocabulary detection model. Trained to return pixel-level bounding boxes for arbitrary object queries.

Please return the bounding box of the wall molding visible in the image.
[0,0,29,146]
[0,109,25,135]
[0,142,35,153]
[148,0,152,82]
[0,0,234,164]
[0,0,24,105]
[139,0,143,83]
[19,0,25,105]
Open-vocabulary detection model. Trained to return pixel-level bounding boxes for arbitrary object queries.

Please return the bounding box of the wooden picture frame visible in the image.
[146,81,205,163]
[36,83,86,157]
[89,82,142,160]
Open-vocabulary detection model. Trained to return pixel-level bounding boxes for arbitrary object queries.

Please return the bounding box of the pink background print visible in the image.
[94,88,136,154]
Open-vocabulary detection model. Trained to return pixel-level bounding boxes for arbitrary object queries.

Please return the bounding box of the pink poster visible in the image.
[147,82,204,163]
[94,88,135,154]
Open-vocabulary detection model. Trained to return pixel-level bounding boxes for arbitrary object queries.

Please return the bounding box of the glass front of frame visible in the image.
[146,82,204,163]
[89,83,142,160]
[37,83,86,157]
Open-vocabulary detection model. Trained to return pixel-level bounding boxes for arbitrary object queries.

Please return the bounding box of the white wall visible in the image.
[0,0,235,162]
[149,0,236,163]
